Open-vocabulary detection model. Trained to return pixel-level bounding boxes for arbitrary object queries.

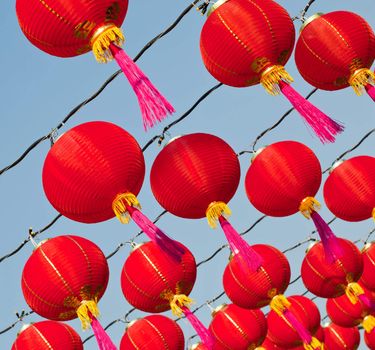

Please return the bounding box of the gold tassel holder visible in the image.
[372,208,375,221]
[299,197,321,219]
[112,192,141,224]
[161,289,194,317]
[303,337,324,350]
[363,315,375,333]
[345,282,365,304]
[90,24,125,63]
[205,201,231,228]
[270,294,291,316]
[348,68,375,96]
[76,299,100,330]
[260,65,294,95]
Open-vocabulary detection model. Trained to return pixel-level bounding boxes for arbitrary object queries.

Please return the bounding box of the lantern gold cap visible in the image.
[211,303,227,317]
[190,344,201,350]
[17,323,32,336]
[329,159,345,174]
[305,240,318,254]
[164,135,183,147]
[126,318,140,330]
[300,13,324,33]
[207,0,229,17]
[251,147,266,163]
[362,242,374,253]
[131,242,146,251]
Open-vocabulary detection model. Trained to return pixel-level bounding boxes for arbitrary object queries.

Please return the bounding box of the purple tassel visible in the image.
[279,81,344,143]
[311,211,343,264]
[182,307,214,350]
[219,216,263,272]
[358,293,375,311]
[91,317,117,350]
[283,309,313,345]
[110,44,175,130]
[127,206,185,261]
[365,84,375,102]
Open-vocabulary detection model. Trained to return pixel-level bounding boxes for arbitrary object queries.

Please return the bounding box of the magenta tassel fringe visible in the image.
[283,309,312,345]
[358,293,375,312]
[182,307,214,350]
[365,84,375,102]
[127,206,185,261]
[110,44,175,130]
[91,317,117,350]
[279,81,344,143]
[311,211,343,264]
[219,216,263,272]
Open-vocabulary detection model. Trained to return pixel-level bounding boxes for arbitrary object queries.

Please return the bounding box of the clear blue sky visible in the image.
[1,0,374,349]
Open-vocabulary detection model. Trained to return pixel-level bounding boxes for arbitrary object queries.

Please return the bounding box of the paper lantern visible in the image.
[16,0,174,129]
[323,323,360,350]
[360,242,375,291]
[200,0,343,143]
[209,304,267,350]
[324,156,375,222]
[364,315,375,350]
[295,11,375,102]
[11,321,83,350]
[21,235,114,349]
[223,244,290,309]
[120,315,184,350]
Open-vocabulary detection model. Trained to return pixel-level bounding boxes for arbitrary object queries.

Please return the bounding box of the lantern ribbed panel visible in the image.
[295,11,375,91]
[42,121,145,223]
[22,235,109,320]
[260,336,285,350]
[150,133,240,219]
[120,315,184,350]
[365,328,375,350]
[121,242,197,313]
[209,304,267,350]
[301,238,363,298]
[267,295,321,348]
[200,0,295,87]
[11,321,83,350]
[324,156,375,222]
[245,141,322,217]
[323,323,360,350]
[16,0,128,57]
[360,243,375,291]
[223,244,291,309]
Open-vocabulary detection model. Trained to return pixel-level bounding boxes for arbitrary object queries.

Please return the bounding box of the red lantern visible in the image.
[295,11,375,102]
[360,242,375,291]
[16,0,173,129]
[209,303,267,350]
[301,238,364,298]
[223,244,291,309]
[21,235,115,349]
[120,315,184,350]
[323,323,360,350]
[200,0,343,143]
[11,321,83,350]
[324,156,375,222]
[364,315,375,350]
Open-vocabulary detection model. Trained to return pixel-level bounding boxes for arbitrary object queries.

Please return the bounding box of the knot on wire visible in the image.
[197,0,211,15]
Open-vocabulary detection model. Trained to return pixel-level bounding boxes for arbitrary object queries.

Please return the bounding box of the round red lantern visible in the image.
[295,11,375,101]
[323,323,360,350]
[120,315,184,350]
[21,235,115,349]
[223,244,291,309]
[324,156,375,222]
[360,242,375,291]
[16,0,173,129]
[364,315,375,350]
[301,238,364,298]
[11,321,83,350]
[209,303,267,350]
[200,0,343,143]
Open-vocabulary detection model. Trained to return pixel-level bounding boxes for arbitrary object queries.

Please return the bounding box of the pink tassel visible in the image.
[365,84,375,102]
[109,43,175,130]
[126,206,185,261]
[283,309,313,346]
[219,216,263,272]
[358,293,375,311]
[91,317,117,350]
[311,211,343,264]
[279,81,344,143]
[182,307,214,350]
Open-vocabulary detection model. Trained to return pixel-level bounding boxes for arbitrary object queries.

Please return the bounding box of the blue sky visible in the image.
[1,0,374,349]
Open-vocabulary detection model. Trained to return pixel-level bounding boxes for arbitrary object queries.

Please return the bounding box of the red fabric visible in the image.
[150,133,240,219]
[43,121,145,223]
[209,304,267,350]
[323,323,360,350]
[11,321,83,350]
[295,11,375,91]
[360,243,375,291]
[223,244,291,309]
[120,315,184,350]
[245,141,321,216]
[16,0,128,57]
[314,326,325,343]
[267,295,321,348]
[200,0,294,87]
[324,156,375,222]
[301,238,363,298]
[121,241,197,313]
[365,328,375,350]
[326,283,375,327]
[259,336,285,350]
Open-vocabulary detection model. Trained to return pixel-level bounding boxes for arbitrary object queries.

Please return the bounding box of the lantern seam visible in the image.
[32,325,53,349]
